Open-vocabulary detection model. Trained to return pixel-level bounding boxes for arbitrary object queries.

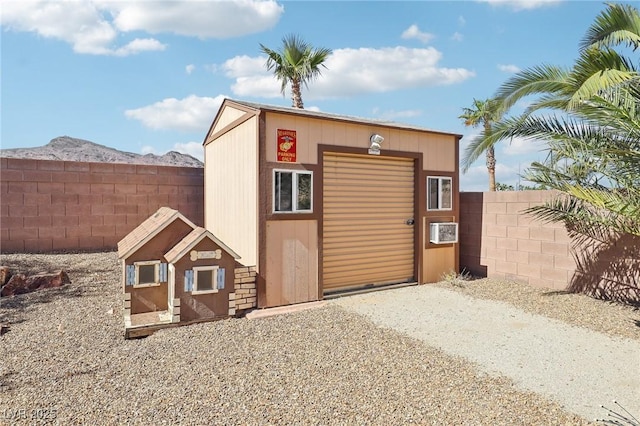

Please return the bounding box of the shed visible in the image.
[203,99,462,309]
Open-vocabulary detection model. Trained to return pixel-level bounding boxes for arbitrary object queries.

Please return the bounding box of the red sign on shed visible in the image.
[277,129,297,162]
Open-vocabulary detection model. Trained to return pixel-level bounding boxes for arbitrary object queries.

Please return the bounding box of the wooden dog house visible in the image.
[118,207,244,338]
[203,99,462,309]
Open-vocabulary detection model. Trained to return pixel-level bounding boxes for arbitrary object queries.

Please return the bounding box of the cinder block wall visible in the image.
[1,158,204,253]
[460,190,577,290]
[460,190,639,303]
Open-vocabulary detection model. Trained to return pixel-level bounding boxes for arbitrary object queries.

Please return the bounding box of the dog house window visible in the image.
[274,170,312,213]
[185,266,226,294]
[427,176,452,211]
[128,260,168,287]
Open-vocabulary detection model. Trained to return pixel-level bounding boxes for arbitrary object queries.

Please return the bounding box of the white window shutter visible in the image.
[126,265,135,286]
[159,263,168,282]
[217,268,225,290]
[184,270,194,292]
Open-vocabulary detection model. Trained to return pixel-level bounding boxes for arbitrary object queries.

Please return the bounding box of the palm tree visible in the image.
[459,98,502,191]
[471,3,640,237]
[260,34,332,109]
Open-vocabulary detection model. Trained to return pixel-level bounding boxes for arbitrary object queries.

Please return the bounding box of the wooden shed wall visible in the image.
[264,112,456,172]
[264,220,318,307]
[210,106,247,135]
[204,113,259,266]
[261,111,459,307]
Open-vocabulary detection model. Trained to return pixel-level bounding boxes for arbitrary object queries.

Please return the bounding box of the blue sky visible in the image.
[1,0,615,191]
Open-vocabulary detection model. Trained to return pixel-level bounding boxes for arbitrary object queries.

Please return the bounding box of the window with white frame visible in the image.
[427,176,453,211]
[184,266,225,294]
[126,260,167,287]
[273,170,312,213]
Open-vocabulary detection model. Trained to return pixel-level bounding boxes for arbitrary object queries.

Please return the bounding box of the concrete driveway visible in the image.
[331,284,640,422]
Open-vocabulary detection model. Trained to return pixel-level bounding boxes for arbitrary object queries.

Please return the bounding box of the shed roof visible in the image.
[205,98,462,144]
[164,227,241,264]
[117,207,196,260]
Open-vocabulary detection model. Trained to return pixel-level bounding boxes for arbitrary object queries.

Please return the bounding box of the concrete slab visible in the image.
[245,301,327,320]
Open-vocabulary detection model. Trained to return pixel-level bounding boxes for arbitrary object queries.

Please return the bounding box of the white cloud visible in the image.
[222,55,268,78]
[458,16,467,26]
[110,0,282,38]
[498,63,521,73]
[185,64,195,75]
[371,108,422,121]
[1,0,165,56]
[125,94,226,132]
[401,24,435,44]
[451,32,464,42]
[1,0,283,55]
[478,0,562,11]
[230,75,282,98]
[224,47,475,100]
[113,38,166,56]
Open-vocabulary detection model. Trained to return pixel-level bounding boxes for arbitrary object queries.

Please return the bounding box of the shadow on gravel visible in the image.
[0,252,119,325]
[0,286,85,325]
[1,251,116,276]
[0,371,17,392]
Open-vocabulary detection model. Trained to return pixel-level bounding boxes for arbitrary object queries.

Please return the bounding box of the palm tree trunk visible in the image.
[291,78,304,109]
[487,145,496,191]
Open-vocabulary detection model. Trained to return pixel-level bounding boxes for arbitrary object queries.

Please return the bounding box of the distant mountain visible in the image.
[0,136,203,168]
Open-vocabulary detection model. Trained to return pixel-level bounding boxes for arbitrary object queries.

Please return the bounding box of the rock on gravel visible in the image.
[0,252,612,425]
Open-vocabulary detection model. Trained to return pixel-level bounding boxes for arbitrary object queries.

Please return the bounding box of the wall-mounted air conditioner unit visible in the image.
[430,222,458,244]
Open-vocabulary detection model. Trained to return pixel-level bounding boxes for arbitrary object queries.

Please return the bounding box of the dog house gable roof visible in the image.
[117,207,196,260]
[164,226,241,264]
[203,98,462,145]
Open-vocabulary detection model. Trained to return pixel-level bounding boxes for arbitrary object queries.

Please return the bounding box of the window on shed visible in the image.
[427,176,453,211]
[274,170,313,213]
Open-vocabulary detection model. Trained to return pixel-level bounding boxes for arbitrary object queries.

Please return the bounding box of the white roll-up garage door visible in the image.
[323,153,415,293]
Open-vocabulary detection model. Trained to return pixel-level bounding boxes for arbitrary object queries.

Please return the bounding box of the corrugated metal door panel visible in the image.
[322,153,415,291]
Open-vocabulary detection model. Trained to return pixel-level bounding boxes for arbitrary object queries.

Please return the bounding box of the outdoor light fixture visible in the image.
[369,133,384,155]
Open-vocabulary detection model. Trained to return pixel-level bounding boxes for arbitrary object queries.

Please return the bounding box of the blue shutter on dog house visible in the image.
[184,270,194,292]
[217,268,225,290]
[126,265,135,286]
[159,263,168,282]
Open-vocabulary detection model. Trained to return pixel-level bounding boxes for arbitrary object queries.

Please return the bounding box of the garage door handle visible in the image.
[406,218,415,225]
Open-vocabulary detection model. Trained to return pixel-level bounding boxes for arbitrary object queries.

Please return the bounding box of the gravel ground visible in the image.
[1,251,638,425]
[435,277,640,342]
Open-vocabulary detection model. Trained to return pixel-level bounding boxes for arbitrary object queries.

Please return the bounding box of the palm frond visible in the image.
[494,65,571,113]
[581,3,640,51]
